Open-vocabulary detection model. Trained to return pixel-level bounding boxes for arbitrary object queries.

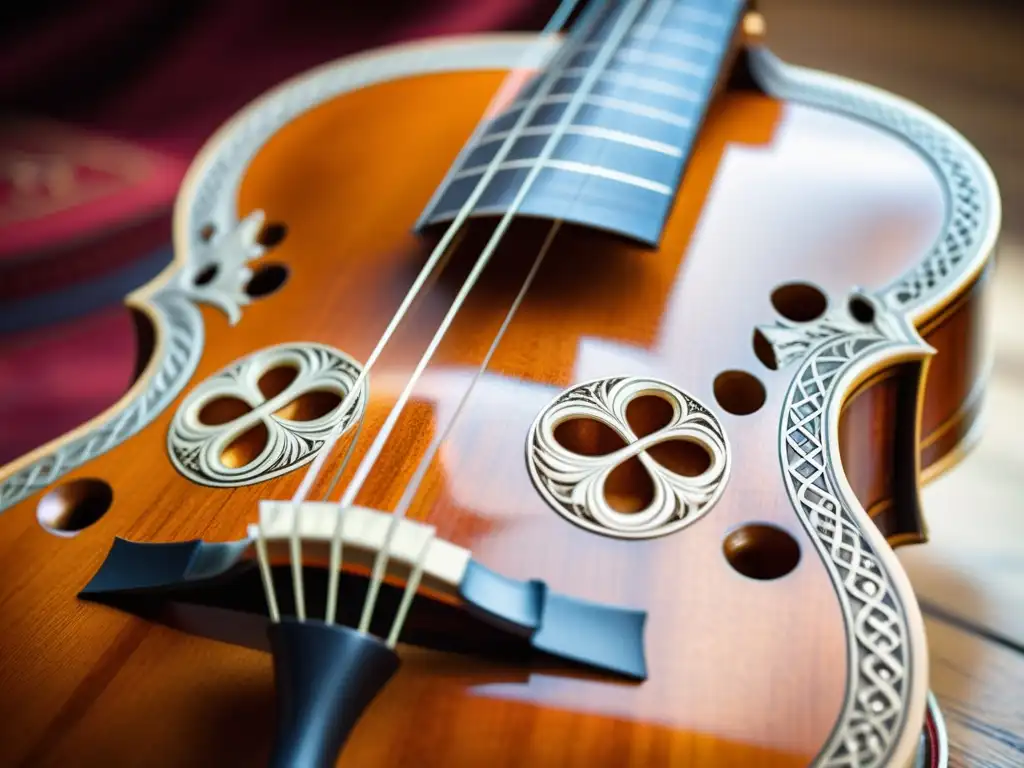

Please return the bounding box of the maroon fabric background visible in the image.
[0,0,556,464]
[1,1,557,157]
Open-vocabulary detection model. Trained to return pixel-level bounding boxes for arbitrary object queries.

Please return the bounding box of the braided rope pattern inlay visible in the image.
[782,321,912,768]
[749,48,993,314]
[0,213,271,512]
[0,293,204,512]
[748,45,1000,766]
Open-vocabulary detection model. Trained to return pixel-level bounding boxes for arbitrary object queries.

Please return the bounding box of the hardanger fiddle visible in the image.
[0,1,1000,766]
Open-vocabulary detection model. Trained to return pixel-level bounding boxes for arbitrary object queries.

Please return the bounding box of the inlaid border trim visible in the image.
[749,46,999,768]
[0,292,202,512]
[749,47,1001,324]
[0,34,561,514]
[773,294,925,768]
[0,37,999,768]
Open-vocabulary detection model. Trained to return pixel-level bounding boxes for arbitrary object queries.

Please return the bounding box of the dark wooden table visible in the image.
[762,2,1024,765]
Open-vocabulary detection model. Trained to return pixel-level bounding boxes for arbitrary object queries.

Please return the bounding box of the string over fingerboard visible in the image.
[417,0,746,247]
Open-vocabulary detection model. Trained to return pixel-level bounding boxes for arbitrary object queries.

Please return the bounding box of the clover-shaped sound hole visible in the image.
[526,377,729,540]
[553,394,713,513]
[168,342,365,488]
[198,364,343,470]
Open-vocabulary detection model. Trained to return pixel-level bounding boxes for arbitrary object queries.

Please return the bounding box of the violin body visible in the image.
[0,26,998,768]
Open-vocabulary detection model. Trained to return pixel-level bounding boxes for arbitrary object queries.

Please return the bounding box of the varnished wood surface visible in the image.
[761,0,1024,245]
[902,250,1024,645]
[761,1,1024,763]
[0,49,977,765]
[901,251,1024,768]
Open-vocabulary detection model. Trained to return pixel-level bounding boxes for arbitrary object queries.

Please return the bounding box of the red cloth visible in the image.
[0,307,137,464]
[0,1,555,465]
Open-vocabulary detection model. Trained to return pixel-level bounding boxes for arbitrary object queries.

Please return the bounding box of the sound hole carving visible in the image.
[526,377,730,539]
[168,343,365,487]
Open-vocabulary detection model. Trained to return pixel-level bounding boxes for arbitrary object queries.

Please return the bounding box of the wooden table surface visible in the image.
[762,2,1024,765]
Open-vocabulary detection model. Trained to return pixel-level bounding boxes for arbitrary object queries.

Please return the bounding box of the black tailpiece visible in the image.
[267,619,399,768]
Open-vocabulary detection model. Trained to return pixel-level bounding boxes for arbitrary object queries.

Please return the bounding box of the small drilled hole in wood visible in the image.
[200,223,216,242]
[714,370,766,415]
[245,264,289,298]
[37,478,112,535]
[626,394,674,438]
[603,457,654,513]
[258,365,299,399]
[647,439,711,477]
[723,523,801,580]
[752,329,778,370]
[849,296,875,324]
[194,264,218,286]
[222,423,269,468]
[553,417,626,456]
[257,222,288,247]
[771,282,827,322]
[199,396,251,426]
[275,390,342,421]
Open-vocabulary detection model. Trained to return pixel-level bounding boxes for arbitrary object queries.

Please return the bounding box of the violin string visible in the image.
[321,412,364,502]
[318,221,470,506]
[391,3,679,521]
[385,529,435,648]
[270,0,588,628]
[392,219,563,520]
[324,493,347,624]
[317,5,594,627]
[341,0,628,512]
[288,508,307,621]
[412,0,584,233]
[355,0,653,637]
[320,232,465,622]
[254,506,281,623]
[288,0,587,510]
[258,0,668,634]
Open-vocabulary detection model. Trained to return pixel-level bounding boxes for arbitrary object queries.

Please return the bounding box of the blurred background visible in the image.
[2,1,1021,764]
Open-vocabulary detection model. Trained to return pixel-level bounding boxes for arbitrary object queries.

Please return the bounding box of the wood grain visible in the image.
[0,52,966,765]
[926,615,1024,768]
[0,33,994,768]
[900,248,1024,644]
[763,3,1024,761]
